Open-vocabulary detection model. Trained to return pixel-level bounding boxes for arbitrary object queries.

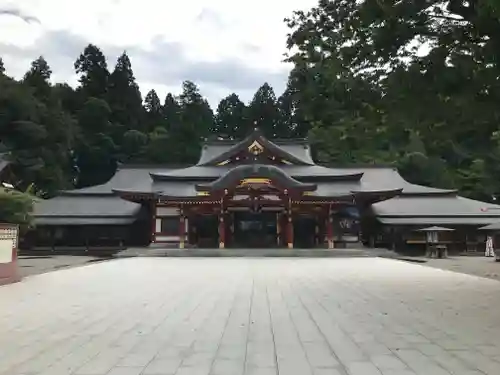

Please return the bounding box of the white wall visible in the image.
[156,207,179,216]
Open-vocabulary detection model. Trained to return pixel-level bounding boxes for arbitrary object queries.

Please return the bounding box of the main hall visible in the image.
[32,128,500,251]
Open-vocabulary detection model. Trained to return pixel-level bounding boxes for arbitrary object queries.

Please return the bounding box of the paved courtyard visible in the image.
[1,258,500,375]
[17,255,104,277]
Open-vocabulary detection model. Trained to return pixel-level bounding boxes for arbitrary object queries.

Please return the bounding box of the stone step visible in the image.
[117,247,395,258]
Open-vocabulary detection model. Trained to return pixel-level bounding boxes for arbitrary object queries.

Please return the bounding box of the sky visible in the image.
[0,0,317,107]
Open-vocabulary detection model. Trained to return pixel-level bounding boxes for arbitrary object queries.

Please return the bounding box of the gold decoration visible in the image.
[248,140,264,155]
[239,178,271,186]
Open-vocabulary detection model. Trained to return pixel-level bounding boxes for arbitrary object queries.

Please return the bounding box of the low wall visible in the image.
[0,224,21,286]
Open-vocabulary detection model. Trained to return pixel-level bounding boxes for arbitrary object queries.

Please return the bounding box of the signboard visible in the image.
[0,225,18,264]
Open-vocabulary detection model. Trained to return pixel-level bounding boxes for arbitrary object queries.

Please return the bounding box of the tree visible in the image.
[74,44,109,99]
[162,93,180,130]
[120,129,148,163]
[52,83,80,114]
[168,81,213,163]
[107,52,144,133]
[0,188,34,233]
[278,68,311,138]
[246,83,280,137]
[178,81,213,137]
[75,98,117,187]
[0,57,5,75]
[0,79,74,196]
[213,93,246,138]
[285,0,500,198]
[23,56,52,100]
[144,127,170,163]
[144,89,162,114]
[144,89,163,131]
[21,57,76,194]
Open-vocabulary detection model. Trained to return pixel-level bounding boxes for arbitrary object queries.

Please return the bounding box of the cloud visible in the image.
[128,37,289,92]
[195,8,227,29]
[0,30,88,84]
[0,0,316,106]
[0,30,289,106]
[0,8,40,24]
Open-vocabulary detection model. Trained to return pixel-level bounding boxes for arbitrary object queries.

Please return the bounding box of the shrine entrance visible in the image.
[191,215,219,248]
[294,215,317,248]
[232,211,278,248]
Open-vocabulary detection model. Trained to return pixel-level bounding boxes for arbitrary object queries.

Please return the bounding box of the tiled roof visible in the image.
[34,195,141,225]
[373,195,500,225]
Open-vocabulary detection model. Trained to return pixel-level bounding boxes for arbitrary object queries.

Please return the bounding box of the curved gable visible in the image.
[196,164,316,194]
[197,128,314,166]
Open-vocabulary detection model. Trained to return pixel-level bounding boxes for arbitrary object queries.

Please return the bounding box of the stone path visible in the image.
[1,257,500,375]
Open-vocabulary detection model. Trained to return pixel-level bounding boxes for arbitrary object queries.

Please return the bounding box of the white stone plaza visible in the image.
[1,257,500,375]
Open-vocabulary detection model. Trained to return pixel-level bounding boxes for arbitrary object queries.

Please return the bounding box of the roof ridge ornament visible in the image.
[248,140,264,155]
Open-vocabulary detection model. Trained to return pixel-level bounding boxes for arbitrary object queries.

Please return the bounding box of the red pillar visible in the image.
[179,207,185,249]
[219,214,225,249]
[276,213,281,247]
[286,213,294,249]
[150,200,156,243]
[326,216,334,249]
[326,206,334,249]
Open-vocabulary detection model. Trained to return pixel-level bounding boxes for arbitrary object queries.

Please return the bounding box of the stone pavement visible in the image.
[1,258,500,375]
[17,255,103,277]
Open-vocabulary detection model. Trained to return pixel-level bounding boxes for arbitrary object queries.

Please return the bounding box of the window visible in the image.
[161,217,179,235]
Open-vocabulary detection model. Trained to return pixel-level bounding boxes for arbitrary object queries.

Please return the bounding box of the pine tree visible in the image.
[145,89,162,114]
[74,44,109,99]
[247,83,279,138]
[213,93,246,138]
[107,52,144,131]
[166,81,214,163]
[144,89,163,131]
[178,81,214,137]
[23,56,52,100]
[75,98,117,187]
[162,93,180,130]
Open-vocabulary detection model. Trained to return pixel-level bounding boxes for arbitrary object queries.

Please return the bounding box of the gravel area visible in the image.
[17,255,111,277]
[402,256,500,281]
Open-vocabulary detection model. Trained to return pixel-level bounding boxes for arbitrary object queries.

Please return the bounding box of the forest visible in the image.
[1,0,500,203]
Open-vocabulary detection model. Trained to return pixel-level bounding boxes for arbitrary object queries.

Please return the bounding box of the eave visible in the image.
[352,188,403,206]
[112,189,160,203]
[400,190,458,197]
[150,173,217,182]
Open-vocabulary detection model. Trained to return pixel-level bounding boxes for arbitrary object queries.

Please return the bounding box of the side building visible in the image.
[29,129,500,253]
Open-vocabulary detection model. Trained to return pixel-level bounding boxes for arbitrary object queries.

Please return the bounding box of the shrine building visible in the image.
[30,129,500,252]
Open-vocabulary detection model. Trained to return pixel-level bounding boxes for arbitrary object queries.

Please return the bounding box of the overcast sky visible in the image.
[0,0,317,107]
